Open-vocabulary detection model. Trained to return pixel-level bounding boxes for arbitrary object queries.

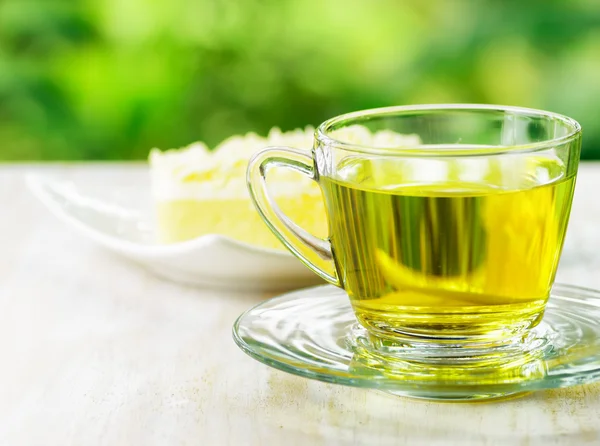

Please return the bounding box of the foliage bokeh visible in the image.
[0,0,599,160]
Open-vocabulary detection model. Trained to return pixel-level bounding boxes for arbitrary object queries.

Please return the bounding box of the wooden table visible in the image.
[1,163,600,446]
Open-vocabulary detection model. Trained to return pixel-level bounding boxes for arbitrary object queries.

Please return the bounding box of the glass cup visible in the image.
[247,105,582,345]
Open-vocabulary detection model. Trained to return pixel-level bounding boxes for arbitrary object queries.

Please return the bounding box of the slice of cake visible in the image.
[149,127,327,250]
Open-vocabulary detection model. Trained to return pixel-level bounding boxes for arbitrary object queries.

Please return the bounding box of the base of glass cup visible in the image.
[347,303,549,389]
[348,320,549,374]
[353,302,546,347]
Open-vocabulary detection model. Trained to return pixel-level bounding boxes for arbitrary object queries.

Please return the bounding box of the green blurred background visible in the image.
[0,0,599,161]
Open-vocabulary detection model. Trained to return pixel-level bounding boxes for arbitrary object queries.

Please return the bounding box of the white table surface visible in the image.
[1,163,600,446]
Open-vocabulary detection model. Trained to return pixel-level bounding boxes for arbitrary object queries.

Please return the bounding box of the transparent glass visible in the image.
[233,283,600,401]
[247,104,582,345]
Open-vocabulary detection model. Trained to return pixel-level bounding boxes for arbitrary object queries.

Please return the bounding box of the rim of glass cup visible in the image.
[316,104,582,157]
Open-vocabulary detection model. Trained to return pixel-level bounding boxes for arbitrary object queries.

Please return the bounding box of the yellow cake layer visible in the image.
[156,193,328,250]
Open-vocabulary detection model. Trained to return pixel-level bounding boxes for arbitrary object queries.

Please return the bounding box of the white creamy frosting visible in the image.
[149,126,422,200]
[149,127,316,200]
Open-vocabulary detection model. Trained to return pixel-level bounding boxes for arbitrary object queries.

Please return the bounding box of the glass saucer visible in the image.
[232,284,600,401]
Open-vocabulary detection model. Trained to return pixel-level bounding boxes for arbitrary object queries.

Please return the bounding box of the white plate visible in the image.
[26,171,322,292]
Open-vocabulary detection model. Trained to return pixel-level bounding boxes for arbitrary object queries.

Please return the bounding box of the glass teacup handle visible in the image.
[247,147,341,286]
